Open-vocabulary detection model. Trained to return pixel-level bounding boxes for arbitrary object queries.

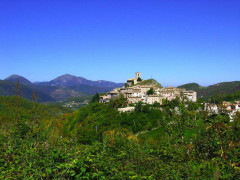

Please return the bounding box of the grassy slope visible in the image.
[138,127,167,144]
[135,79,162,88]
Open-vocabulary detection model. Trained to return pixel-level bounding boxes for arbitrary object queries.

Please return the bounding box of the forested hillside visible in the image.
[0,95,239,178]
[178,81,240,99]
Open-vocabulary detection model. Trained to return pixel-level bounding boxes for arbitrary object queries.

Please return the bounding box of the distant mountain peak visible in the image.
[49,74,123,88]
[60,74,77,78]
[5,74,32,85]
[5,74,22,79]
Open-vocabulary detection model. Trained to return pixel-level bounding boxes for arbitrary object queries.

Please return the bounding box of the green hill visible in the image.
[178,81,240,99]
[178,82,200,91]
[135,79,162,88]
[0,96,71,131]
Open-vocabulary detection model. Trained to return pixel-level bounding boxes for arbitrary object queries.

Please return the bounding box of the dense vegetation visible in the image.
[177,82,200,90]
[178,81,240,99]
[210,91,240,104]
[0,94,240,179]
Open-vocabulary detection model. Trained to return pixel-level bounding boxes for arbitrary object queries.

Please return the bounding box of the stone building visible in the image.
[127,72,141,86]
[146,95,163,104]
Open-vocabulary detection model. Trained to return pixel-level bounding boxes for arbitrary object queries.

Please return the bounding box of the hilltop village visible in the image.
[100,72,197,105]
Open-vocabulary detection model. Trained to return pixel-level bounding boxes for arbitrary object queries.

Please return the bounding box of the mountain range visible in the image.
[1,74,239,102]
[34,74,124,87]
[0,74,124,102]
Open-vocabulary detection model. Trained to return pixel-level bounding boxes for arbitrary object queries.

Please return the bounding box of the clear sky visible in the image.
[0,0,239,86]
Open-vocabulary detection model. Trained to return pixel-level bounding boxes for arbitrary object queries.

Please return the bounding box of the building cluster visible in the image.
[205,101,240,121]
[100,72,197,105]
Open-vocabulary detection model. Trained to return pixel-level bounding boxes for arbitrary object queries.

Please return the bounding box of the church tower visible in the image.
[135,72,140,79]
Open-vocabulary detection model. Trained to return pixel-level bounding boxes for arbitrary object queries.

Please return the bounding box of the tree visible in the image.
[167,97,180,109]
[137,77,142,82]
[153,101,160,108]
[100,92,107,96]
[108,93,128,108]
[135,101,144,112]
[146,88,154,95]
[90,93,100,103]
[125,83,129,88]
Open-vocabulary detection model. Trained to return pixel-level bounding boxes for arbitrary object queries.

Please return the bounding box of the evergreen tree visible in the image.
[146,87,154,95]
[90,93,100,103]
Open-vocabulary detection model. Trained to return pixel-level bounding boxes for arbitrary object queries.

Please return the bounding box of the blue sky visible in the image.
[0,0,239,86]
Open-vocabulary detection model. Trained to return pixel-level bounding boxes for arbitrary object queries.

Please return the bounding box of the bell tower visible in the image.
[135,72,140,79]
